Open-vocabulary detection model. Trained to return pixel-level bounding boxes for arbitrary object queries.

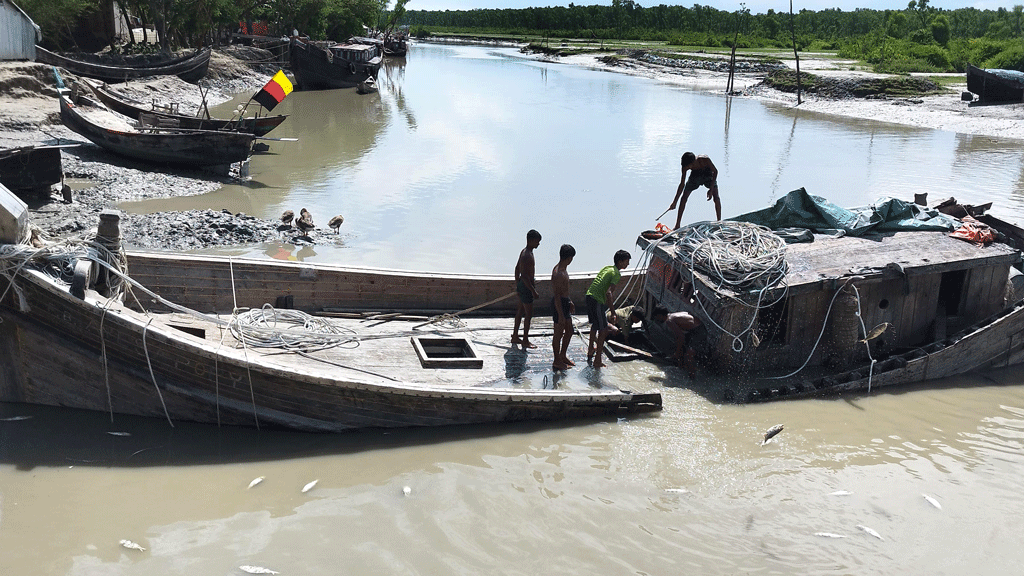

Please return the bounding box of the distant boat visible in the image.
[289,38,382,90]
[966,64,1024,104]
[383,34,408,58]
[83,79,288,136]
[356,76,378,94]
[0,145,63,194]
[35,46,211,84]
[59,90,254,167]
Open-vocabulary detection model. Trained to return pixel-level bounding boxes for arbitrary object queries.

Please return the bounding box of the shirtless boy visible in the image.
[652,305,702,378]
[551,244,576,370]
[512,229,541,348]
[669,151,722,228]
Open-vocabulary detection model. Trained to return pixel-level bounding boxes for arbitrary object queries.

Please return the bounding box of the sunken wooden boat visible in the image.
[83,79,288,137]
[289,38,383,90]
[0,204,661,432]
[59,90,254,167]
[0,145,62,194]
[35,46,211,84]
[636,188,1024,403]
[966,64,1024,104]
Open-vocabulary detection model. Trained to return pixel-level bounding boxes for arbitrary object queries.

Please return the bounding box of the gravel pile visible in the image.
[634,51,787,74]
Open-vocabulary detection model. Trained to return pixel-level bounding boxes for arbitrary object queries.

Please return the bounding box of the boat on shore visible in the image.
[83,79,288,136]
[58,89,254,167]
[0,202,661,432]
[289,38,382,90]
[35,46,211,84]
[966,64,1024,104]
[635,188,1024,403]
[0,145,63,196]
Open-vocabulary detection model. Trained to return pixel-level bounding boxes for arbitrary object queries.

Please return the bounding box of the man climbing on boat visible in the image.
[512,229,542,348]
[551,244,577,370]
[586,249,632,368]
[669,151,722,228]
[653,306,701,378]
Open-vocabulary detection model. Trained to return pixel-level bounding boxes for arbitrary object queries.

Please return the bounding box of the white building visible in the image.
[0,0,41,61]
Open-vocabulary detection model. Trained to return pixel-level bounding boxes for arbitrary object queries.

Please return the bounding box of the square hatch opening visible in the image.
[411,337,483,369]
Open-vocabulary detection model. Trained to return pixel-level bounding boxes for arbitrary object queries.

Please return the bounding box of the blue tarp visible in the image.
[729,188,959,239]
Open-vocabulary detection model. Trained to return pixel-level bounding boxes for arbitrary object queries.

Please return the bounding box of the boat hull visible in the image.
[0,146,62,193]
[289,40,382,90]
[966,64,1024,103]
[36,46,211,84]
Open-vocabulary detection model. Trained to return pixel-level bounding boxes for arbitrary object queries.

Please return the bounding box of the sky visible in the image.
[407,0,1015,16]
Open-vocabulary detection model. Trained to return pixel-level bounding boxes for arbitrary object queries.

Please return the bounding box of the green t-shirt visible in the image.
[586,265,621,305]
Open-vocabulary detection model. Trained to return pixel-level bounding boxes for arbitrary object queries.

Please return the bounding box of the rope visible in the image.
[413,291,517,330]
[230,258,259,431]
[142,318,174,427]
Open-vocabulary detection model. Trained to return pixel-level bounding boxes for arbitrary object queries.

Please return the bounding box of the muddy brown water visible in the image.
[4,44,1024,574]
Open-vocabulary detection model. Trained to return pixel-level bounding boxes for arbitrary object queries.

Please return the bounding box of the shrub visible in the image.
[983,45,1024,71]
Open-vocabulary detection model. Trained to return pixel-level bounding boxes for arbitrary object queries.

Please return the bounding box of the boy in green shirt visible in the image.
[585,249,631,368]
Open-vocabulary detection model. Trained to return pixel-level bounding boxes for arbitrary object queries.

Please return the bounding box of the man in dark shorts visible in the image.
[585,249,631,368]
[512,229,541,348]
[669,151,722,228]
[652,305,702,378]
[550,244,576,370]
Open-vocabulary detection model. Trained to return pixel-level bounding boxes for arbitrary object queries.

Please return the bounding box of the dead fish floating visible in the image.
[248,476,265,489]
[240,566,279,574]
[856,524,884,540]
[119,539,146,551]
[762,424,784,445]
[829,490,853,496]
[922,493,942,510]
[859,322,892,343]
[302,479,319,493]
[814,532,847,538]
[107,431,131,436]
[0,415,32,421]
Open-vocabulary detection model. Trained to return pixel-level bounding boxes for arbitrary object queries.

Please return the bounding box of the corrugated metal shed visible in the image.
[0,0,41,61]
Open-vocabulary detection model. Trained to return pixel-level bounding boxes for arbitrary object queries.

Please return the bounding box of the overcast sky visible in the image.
[407,0,1015,16]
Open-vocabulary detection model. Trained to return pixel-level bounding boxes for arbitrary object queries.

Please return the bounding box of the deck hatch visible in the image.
[411,337,483,369]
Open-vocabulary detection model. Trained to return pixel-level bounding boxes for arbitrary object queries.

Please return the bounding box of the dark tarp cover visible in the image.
[729,188,959,238]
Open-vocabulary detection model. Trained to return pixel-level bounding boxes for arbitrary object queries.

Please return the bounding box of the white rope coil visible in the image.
[671,221,788,294]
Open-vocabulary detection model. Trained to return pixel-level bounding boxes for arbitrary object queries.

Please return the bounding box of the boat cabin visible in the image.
[329,42,381,64]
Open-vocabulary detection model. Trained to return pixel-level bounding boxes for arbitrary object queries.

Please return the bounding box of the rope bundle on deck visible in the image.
[671,221,788,294]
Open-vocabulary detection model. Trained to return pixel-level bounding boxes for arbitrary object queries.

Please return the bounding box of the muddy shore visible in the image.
[2,43,1023,251]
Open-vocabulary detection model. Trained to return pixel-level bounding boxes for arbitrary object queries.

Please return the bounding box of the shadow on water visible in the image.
[0,400,653,470]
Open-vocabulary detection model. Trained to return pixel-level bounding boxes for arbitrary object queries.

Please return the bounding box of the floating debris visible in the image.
[922,493,942,510]
[829,490,853,496]
[119,539,146,551]
[856,524,884,540]
[762,424,784,445]
[665,488,690,494]
[248,476,265,489]
[402,486,411,496]
[107,431,131,436]
[240,566,279,574]
[0,415,32,421]
[814,532,847,538]
[301,479,318,493]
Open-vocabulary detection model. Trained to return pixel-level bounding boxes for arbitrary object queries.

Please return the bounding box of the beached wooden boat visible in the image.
[83,79,288,136]
[384,34,408,58]
[636,189,1024,402]
[0,205,661,432]
[966,64,1024,104]
[35,46,211,84]
[59,90,254,167]
[289,38,383,90]
[0,145,62,194]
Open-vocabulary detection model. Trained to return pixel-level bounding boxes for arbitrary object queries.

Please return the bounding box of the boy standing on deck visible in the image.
[669,151,722,228]
[512,229,542,349]
[551,244,577,370]
[586,249,632,368]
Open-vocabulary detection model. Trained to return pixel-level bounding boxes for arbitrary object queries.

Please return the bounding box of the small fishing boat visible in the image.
[636,188,1024,402]
[58,89,254,167]
[289,38,382,90]
[0,145,62,194]
[383,34,408,58]
[356,77,378,94]
[35,46,211,84]
[83,79,288,136]
[966,64,1024,104]
[0,203,661,432]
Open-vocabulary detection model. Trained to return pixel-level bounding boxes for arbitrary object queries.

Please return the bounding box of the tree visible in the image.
[930,13,950,46]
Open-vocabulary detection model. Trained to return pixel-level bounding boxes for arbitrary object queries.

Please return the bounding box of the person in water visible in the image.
[652,305,702,378]
[512,229,541,348]
[669,151,722,228]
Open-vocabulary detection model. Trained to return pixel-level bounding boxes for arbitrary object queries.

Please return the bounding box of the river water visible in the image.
[4,43,1024,574]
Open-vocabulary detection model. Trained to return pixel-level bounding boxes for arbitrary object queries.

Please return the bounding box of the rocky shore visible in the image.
[3,42,1024,252]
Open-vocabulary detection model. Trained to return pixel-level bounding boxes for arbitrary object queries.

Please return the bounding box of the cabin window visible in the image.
[755,296,788,348]
[938,270,967,316]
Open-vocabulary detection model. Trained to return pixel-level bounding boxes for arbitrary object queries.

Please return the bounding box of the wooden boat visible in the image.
[966,64,1024,104]
[83,79,288,137]
[636,188,1024,403]
[383,34,408,58]
[59,90,254,167]
[289,38,382,90]
[35,46,211,84]
[0,206,661,432]
[0,145,62,194]
[356,76,378,94]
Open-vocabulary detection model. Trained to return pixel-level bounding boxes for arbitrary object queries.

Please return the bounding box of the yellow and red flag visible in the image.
[253,70,293,111]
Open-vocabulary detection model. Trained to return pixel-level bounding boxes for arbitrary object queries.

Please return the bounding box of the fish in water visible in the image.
[280,210,294,226]
[302,479,319,493]
[0,415,32,421]
[814,532,847,538]
[248,476,265,489]
[328,214,344,233]
[119,539,146,551]
[859,322,892,343]
[762,424,784,445]
[240,566,279,574]
[402,486,411,496]
[829,490,853,496]
[107,431,131,436]
[922,493,942,510]
[856,524,884,540]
